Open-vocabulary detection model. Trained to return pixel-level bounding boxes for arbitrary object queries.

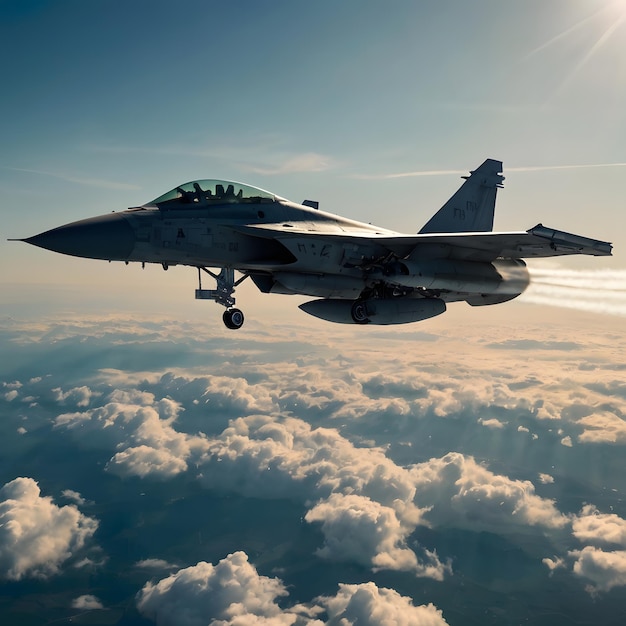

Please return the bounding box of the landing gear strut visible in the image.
[195,267,248,329]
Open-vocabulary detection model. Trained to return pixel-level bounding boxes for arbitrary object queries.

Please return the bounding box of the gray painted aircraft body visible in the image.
[16,159,612,329]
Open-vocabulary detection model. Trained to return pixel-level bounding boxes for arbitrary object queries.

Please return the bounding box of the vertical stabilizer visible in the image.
[418,159,504,233]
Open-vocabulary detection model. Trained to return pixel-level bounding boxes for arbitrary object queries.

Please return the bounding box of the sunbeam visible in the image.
[529,0,626,100]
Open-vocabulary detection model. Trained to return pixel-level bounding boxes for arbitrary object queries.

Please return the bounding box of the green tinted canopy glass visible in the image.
[148,180,282,207]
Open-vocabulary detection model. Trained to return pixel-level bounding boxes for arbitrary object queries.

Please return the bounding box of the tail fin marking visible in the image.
[418,158,504,234]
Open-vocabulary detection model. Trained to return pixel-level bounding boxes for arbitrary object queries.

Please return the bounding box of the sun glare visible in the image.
[528,0,626,98]
[608,0,626,18]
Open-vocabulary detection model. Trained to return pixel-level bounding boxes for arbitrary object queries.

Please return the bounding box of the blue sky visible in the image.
[1,0,624,318]
[1,3,626,624]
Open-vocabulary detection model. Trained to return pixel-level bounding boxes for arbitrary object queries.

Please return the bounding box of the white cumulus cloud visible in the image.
[0,477,98,580]
[410,453,568,531]
[538,473,554,485]
[108,444,189,478]
[542,556,565,572]
[570,546,626,592]
[136,552,299,626]
[61,489,87,506]
[572,505,626,547]
[198,415,419,508]
[479,418,505,429]
[196,415,447,576]
[56,398,210,479]
[136,552,449,626]
[71,594,104,609]
[577,411,626,444]
[53,385,97,407]
[316,582,449,626]
[305,493,448,578]
[135,558,180,569]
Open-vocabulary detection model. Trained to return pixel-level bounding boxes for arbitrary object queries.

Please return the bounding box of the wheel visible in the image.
[351,300,370,324]
[223,308,244,329]
[223,308,245,330]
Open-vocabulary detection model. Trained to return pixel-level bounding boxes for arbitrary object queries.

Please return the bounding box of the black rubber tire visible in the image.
[351,300,370,325]
[223,308,244,329]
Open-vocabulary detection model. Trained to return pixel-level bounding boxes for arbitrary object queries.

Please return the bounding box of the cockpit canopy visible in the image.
[148,179,283,207]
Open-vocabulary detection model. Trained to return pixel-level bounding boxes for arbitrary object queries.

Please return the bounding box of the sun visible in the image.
[527,0,626,96]
[530,1,626,55]
[607,0,626,18]
[585,0,626,53]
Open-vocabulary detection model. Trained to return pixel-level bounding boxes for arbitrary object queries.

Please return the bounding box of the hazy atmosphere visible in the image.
[1,1,626,624]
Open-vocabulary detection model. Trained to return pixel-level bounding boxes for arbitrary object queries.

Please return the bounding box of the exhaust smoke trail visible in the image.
[521,268,626,317]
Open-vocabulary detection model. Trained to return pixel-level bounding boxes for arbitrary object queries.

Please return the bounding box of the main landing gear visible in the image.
[195,267,248,330]
[350,299,370,324]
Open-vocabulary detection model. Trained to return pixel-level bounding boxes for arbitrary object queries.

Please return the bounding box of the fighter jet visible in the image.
[15,159,612,329]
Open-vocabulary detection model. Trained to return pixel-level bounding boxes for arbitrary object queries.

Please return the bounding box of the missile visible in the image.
[299,297,446,325]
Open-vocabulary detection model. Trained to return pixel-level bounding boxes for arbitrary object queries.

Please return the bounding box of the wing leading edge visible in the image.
[235,222,612,265]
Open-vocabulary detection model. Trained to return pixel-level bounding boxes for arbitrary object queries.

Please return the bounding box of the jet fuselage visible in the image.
[17,164,612,328]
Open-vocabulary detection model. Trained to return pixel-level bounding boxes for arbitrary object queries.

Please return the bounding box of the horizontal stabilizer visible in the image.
[526,224,613,256]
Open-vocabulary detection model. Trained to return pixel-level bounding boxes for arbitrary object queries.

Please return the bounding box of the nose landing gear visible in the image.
[195,267,248,329]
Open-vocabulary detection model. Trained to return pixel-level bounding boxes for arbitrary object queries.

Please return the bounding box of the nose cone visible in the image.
[24,213,135,261]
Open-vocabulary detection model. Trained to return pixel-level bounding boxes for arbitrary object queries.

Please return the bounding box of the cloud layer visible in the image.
[2,313,626,622]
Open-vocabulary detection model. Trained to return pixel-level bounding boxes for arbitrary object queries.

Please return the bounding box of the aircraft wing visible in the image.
[235,223,612,264]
